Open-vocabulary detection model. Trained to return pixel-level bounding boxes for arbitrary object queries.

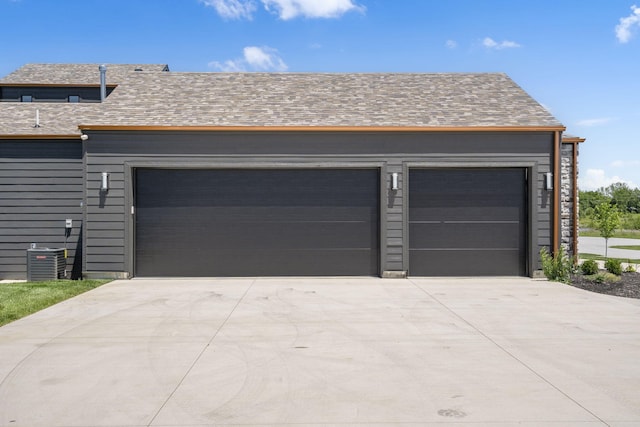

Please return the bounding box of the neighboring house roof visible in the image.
[0,64,564,137]
[0,63,169,85]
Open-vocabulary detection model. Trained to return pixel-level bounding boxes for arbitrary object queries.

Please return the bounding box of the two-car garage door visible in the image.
[134,169,380,277]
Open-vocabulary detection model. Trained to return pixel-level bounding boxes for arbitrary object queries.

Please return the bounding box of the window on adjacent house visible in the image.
[21,95,33,102]
[68,95,80,103]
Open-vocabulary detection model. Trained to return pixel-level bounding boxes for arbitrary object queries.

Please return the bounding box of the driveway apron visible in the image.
[1,277,639,426]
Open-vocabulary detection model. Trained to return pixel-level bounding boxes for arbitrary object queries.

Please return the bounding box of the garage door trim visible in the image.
[123,160,387,277]
[403,161,538,277]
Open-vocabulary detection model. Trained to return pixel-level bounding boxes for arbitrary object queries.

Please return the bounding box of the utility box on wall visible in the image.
[26,248,65,281]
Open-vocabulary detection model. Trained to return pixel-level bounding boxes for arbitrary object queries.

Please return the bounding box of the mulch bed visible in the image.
[569,272,640,299]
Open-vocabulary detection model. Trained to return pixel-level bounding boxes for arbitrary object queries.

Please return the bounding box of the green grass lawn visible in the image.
[610,245,640,250]
[579,229,640,239]
[0,279,110,327]
[578,253,640,264]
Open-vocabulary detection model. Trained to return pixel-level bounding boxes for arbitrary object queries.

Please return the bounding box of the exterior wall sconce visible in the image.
[101,172,109,192]
[391,172,399,191]
[545,172,553,190]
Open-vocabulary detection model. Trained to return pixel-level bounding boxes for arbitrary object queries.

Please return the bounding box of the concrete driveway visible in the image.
[1,277,639,427]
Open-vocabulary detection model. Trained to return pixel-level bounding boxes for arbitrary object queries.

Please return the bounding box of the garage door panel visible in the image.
[410,169,525,194]
[139,206,377,223]
[137,249,376,277]
[135,168,379,277]
[409,168,526,276]
[409,206,522,222]
[409,249,523,276]
[410,222,522,249]
[137,170,377,208]
[137,221,377,250]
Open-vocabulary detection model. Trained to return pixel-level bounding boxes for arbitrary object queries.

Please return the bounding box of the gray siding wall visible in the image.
[0,140,83,279]
[84,131,555,276]
[0,86,114,103]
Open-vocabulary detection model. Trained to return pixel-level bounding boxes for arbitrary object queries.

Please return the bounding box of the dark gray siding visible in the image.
[84,131,554,277]
[0,140,83,279]
[0,86,115,103]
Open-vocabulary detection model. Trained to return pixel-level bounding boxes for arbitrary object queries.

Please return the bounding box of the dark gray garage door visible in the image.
[135,169,379,277]
[409,168,527,276]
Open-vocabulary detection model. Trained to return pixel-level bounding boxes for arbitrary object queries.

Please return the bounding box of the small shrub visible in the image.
[580,259,599,275]
[624,264,636,273]
[592,272,621,284]
[540,246,574,283]
[604,258,623,275]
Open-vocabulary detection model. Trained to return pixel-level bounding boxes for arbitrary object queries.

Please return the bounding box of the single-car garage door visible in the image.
[409,168,527,276]
[134,168,379,277]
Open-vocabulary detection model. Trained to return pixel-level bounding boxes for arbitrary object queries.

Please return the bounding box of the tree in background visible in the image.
[592,202,621,258]
[580,183,640,213]
[607,183,640,213]
[579,190,611,216]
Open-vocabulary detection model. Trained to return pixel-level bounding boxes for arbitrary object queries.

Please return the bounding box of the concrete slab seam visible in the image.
[406,278,610,426]
[146,278,257,427]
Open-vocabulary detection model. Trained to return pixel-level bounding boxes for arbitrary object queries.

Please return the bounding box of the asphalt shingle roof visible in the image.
[0,64,564,136]
[0,63,169,85]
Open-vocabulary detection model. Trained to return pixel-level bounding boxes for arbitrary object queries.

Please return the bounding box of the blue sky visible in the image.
[1,0,639,190]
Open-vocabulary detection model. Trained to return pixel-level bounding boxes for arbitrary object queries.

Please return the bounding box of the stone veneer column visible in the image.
[560,139,582,257]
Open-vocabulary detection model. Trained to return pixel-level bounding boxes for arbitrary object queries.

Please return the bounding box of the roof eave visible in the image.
[78,125,566,132]
[0,134,82,140]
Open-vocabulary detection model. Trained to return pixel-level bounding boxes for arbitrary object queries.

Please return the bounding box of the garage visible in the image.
[409,168,527,276]
[134,168,380,277]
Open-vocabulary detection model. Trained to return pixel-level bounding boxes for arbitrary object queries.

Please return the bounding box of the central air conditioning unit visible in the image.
[26,248,66,281]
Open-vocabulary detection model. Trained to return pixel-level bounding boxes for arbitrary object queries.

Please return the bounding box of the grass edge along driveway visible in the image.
[0,280,110,327]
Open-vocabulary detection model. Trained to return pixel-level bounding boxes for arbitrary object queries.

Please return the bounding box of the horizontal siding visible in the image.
[84,131,555,276]
[1,86,108,102]
[0,199,81,207]
[86,131,553,156]
[0,140,83,279]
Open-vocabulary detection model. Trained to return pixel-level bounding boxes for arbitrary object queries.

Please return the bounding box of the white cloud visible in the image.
[482,37,521,50]
[199,0,256,20]
[207,59,246,72]
[575,117,615,127]
[579,169,636,191]
[243,46,288,70]
[200,0,363,20]
[263,0,364,19]
[445,40,457,49]
[209,46,288,72]
[616,4,640,43]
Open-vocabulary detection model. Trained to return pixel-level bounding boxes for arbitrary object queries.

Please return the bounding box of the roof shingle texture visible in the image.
[0,64,563,136]
[0,63,169,85]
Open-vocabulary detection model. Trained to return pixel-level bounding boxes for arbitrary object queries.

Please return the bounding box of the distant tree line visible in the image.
[580,183,640,230]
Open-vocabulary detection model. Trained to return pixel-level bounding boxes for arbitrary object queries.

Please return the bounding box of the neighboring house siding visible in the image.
[84,131,555,277]
[0,140,83,279]
[0,86,114,102]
